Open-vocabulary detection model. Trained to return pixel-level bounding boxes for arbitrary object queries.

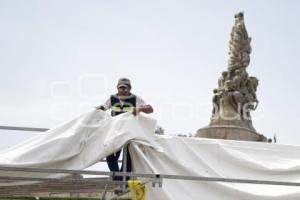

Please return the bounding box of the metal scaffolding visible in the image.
[1,125,300,198]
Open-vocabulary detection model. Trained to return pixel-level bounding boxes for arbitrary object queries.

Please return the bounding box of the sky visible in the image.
[1,0,300,154]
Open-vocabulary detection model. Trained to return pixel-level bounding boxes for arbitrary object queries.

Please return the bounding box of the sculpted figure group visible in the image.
[212,12,259,121]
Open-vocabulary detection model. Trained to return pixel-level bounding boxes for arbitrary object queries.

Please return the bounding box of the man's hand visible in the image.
[95,106,105,111]
[132,107,141,116]
[132,105,153,116]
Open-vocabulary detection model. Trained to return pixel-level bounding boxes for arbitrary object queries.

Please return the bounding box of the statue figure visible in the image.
[232,69,242,91]
[218,71,228,90]
[244,77,259,110]
[228,12,252,70]
[212,88,222,118]
[223,80,243,112]
[248,77,258,99]
[240,69,249,93]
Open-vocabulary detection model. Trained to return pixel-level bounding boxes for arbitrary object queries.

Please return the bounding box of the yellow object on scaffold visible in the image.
[128,180,147,200]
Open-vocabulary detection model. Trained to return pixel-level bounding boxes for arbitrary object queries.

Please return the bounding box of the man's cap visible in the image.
[117,78,131,89]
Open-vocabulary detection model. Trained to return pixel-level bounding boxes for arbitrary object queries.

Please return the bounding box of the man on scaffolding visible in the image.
[96,77,153,181]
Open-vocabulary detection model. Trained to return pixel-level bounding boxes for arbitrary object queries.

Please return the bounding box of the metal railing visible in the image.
[0,166,300,187]
[0,125,49,132]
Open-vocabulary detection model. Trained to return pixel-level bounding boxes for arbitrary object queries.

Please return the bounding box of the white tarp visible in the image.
[0,110,158,181]
[1,110,300,199]
[132,137,300,200]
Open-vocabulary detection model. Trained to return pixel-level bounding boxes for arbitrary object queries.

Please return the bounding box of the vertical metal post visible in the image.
[101,184,108,200]
[122,144,128,191]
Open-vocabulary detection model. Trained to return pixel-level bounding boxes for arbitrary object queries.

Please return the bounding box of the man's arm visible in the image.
[133,105,153,115]
[133,96,153,115]
[95,98,111,111]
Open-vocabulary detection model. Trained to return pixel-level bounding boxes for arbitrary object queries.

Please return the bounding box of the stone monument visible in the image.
[196,12,267,142]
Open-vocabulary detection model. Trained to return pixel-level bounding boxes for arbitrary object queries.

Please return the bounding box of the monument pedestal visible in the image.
[196,125,267,142]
